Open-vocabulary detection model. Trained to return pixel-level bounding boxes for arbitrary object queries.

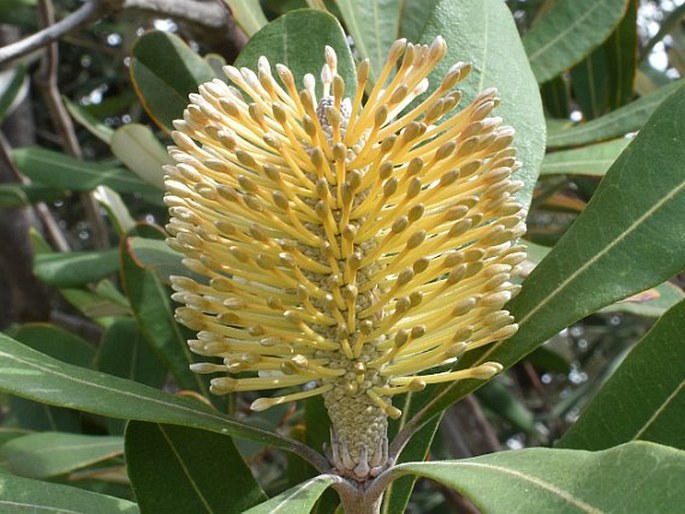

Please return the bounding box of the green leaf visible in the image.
[547,78,684,147]
[33,249,120,287]
[476,378,536,434]
[0,65,27,122]
[406,82,685,426]
[569,0,638,120]
[397,0,441,43]
[93,185,137,236]
[0,432,123,478]
[541,76,570,118]
[7,324,95,433]
[234,9,357,101]
[96,318,166,434]
[120,237,209,395]
[0,473,139,513]
[64,96,114,144]
[12,147,160,200]
[418,0,545,209]
[222,0,268,36]
[130,31,216,131]
[110,123,171,190]
[540,138,631,176]
[0,183,68,208]
[382,413,441,514]
[127,236,201,283]
[95,318,167,388]
[601,281,685,318]
[523,0,629,83]
[333,0,401,86]
[0,332,325,463]
[394,442,685,513]
[126,421,266,513]
[243,475,339,514]
[559,299,685,451]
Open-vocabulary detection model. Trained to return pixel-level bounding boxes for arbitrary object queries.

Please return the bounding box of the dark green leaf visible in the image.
[7,324,95,433]
[12,147,160,199]
[34,250,119,287]
[382,413,441,514]
[0,473,139,513]
[126,421,266,513]
[395,442,685,513]
[0,432,123,478]
[127,236,201,283]
[130,31,215,132]
[541,76,570,118]
[8,324,95,369]
[407,83,685,426]
[120,238,208,395]
[234,9,357,101]
[570,0,638,119]
[523,0,629,83]
[397,0,441,43]
[540,138,631,176]
[0,333,322,464]
[418,0,545,209]
[243,475,339,514]
[476,378,536,434]
[0,65,26,122]
[95,318,167,388]
[601,281,684,318]
[547,78,684,147]
[559,300,685,451]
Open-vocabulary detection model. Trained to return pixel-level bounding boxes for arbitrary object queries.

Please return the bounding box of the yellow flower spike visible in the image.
[166,37,525,482]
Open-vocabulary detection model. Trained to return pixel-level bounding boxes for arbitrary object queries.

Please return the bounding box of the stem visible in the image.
[35,0,110,249]
[333,480,385,514]
[0,0,107,70]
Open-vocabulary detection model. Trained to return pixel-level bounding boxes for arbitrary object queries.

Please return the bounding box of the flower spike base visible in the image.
[165,37,525,481]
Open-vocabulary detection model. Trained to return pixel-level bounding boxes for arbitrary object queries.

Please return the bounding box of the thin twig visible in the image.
[35,0,110,249]
[0,0,234,70]
[0,131,70,252]
[0,0,107,70]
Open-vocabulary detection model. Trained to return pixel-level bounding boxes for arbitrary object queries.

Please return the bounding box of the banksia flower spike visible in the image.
[165,37,526,481]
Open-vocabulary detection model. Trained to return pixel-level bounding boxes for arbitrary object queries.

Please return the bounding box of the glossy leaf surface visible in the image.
[540,138,631,176]
[130,31,215,131]
[243,475,339,514]
[0,332,325,463]
[0,473,139,513]
[547,78,683,147]
[407,83,685,426]
[126,421,266,513]
[396,442,685,513]
[120,237,207,395]
[234,9,356,101]
[559,299,685,451]
[12,147,159,201]
[523,0,629,83]
[418,0,545,208]
[0,432,123,478]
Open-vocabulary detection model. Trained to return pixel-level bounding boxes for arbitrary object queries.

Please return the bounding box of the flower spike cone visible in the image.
[165,36,526,481]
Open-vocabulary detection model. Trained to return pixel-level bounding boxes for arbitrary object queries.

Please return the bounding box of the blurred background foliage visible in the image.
[0,1,683,512]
